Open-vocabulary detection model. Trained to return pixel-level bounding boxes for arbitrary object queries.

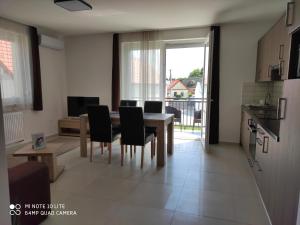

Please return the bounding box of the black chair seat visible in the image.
[145,126,157,136]
[112,125,121,133]
[112,130,121,141]
[145,132,155,144]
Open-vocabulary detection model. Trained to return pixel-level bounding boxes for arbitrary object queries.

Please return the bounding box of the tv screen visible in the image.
[67,96,100,117]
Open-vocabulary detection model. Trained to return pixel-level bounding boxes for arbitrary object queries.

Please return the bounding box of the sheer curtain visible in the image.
[120,31,164,106]
[0,27,32,112]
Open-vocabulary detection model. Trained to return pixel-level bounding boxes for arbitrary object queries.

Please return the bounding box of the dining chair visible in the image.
[193,110,202,131]
[120,100,137,107]
[119,100,138,153]
[165,106,182,130]
[119,106,156,168]
[87,105,121,163]
[144,101,163,157]
[144,101,163,113]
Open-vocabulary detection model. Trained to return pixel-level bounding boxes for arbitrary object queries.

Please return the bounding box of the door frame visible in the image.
[163,40,211,143]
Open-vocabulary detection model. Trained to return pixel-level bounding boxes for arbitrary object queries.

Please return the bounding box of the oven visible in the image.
[247,119,257,166]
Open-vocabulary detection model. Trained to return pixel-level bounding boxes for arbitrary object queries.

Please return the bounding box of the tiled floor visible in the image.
[41,139,270,225]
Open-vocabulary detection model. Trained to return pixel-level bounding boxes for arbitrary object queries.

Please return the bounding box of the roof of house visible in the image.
[167,78,201,91]
[167,79,188,91]
[0,40,14,76]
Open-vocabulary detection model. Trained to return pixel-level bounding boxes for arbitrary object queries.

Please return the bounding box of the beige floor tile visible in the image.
[121,181,182,210]
[38,140,269,225]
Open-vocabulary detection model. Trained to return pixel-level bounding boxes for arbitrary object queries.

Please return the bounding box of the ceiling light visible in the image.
[54,0,92,11]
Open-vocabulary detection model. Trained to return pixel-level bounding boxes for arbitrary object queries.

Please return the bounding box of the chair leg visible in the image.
[90,141,93,162]
[153,138,156,156]
[134,146,136,154]
[141,146,144,169]
[108,143,112,164]
[125,145,128,153]
[151,141,154,159]
[130,145,133,159]
[101,142,104,155]
[121,145,124,166]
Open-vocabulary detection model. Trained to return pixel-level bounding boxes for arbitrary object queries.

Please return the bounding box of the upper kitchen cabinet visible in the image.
[256,15,291,81]
[287,0,300,34]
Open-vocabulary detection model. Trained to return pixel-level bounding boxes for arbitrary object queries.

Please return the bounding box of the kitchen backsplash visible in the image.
[242,81,283,106]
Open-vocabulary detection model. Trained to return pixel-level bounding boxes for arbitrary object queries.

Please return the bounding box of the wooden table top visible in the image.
[81,112,174,121]
[13,143,63,156]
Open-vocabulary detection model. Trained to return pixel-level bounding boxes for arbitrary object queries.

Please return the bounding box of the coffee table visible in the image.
[13,143,65,182]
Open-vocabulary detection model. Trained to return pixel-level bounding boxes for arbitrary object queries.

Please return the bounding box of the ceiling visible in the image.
[0,0,287,36]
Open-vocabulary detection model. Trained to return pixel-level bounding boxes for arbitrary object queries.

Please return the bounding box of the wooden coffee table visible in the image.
[13,143,65,182]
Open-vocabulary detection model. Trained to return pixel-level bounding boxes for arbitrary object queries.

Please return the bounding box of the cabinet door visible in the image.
[256,39,263,81]
[288,0,300,34]
[272,80,300,225]
[261,33,272,81]
[255,126,272,208]
[277,16,291,80]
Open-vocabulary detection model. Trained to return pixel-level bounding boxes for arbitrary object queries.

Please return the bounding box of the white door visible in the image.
[0,86,11,225]
[200,37,212,150]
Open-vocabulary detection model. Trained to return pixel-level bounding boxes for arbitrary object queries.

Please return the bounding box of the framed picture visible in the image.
[32,133,46,150]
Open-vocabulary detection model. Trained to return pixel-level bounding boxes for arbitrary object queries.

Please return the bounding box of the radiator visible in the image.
[3,112,24,145]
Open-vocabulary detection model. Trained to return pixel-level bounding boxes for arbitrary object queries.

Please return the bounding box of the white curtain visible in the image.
[120,31,164,106]
[0,28,32,112]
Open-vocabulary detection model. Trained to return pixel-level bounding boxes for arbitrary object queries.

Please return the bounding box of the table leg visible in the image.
[167,120,174,154]
[156,123,166,167]
[41,155,64,182]
[80,116,88,157]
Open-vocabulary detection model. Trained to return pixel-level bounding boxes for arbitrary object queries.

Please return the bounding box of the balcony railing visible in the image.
[164,97,207,130]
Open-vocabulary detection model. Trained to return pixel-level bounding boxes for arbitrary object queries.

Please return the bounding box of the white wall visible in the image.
[23,46,67,142]
[219,20,274,143]
[65,33,113,108]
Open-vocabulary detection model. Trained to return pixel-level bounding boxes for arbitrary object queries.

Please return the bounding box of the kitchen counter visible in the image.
[242,105,280,141]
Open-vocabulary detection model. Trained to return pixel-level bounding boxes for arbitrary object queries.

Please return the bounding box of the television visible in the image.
[67,96,100,117]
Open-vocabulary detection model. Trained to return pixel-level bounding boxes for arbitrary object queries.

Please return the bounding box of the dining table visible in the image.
[79,112,174,167]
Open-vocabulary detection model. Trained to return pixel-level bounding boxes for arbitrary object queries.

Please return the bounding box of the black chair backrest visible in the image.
[194,110,202,119]
[119,107,145,146]
[87,105,112,142]
[144,101,163,113]
[120,100,137,107]
[165,106,181,119]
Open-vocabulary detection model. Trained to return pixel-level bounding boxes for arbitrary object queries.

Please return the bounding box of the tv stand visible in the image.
[58,117,81,137]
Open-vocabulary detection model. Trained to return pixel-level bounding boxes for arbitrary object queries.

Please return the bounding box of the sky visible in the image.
[166,47,205,79]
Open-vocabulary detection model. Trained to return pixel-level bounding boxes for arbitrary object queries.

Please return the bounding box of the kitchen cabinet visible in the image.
[270,79,300,225]
[253,124,278,220]
[256,15,291,81]
[288,0,300,34]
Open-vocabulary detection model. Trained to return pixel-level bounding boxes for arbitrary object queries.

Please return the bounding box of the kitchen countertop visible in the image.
[242,105,280,142]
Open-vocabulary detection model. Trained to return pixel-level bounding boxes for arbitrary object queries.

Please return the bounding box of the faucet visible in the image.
[264,91,271,106]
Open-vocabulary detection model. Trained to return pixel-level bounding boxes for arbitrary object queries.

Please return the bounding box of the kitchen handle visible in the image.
[262,136,269,153]
[286,2,295,26]
[277,98,287,120]
[279,45,284,60]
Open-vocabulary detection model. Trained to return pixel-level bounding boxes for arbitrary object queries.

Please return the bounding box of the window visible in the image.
[120,32,164,106]
[0,28,32,112]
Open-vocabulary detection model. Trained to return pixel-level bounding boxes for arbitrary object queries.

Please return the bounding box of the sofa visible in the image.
[8,161,51,225]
